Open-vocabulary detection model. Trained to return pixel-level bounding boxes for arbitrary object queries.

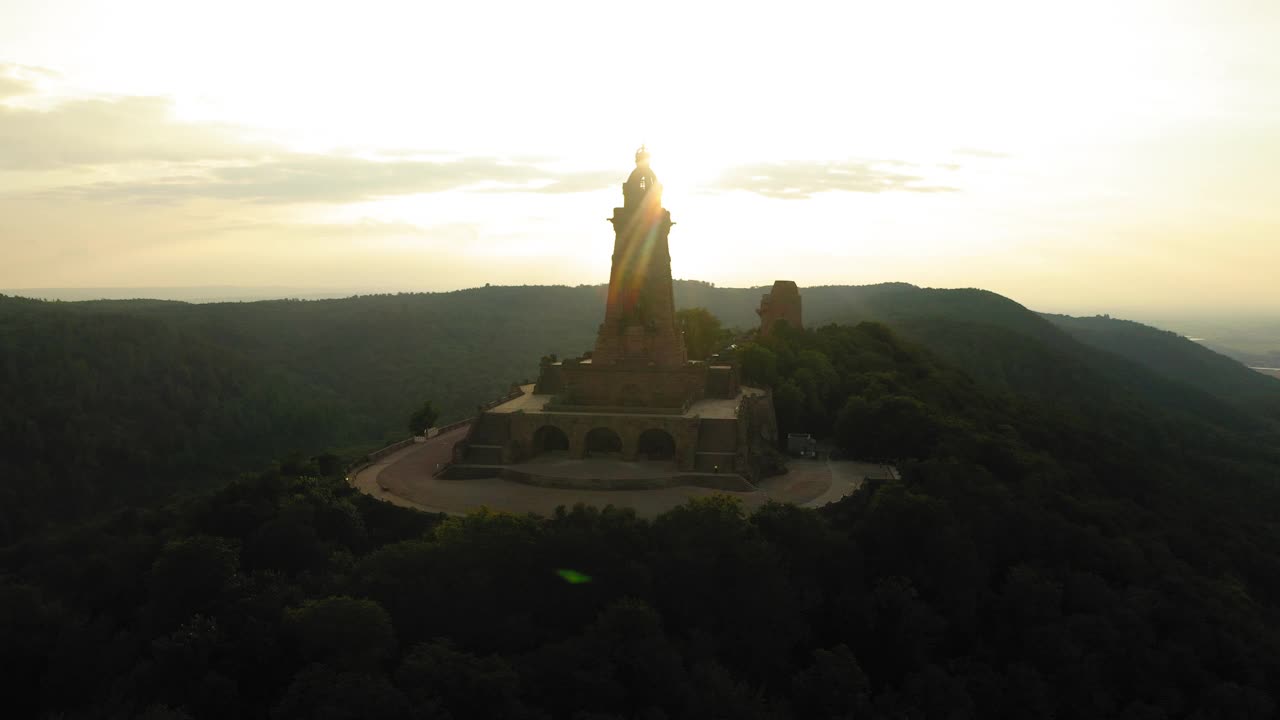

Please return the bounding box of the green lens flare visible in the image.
[556,569,592,584]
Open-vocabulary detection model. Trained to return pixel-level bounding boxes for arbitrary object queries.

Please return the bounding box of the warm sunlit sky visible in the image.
[2,0,1277,315]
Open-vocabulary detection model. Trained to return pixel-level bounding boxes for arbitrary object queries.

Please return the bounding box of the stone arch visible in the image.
[636,428,676,461]
[584,427,623,456]
[532,425,570,455]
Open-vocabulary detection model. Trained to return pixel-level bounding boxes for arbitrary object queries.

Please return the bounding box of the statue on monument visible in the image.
[622,145,661,209]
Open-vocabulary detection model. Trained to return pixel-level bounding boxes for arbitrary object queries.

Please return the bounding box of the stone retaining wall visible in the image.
[501,467,754,492]
[368,437,415,462]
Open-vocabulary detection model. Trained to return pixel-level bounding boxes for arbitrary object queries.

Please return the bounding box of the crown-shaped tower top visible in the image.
[623,145,660,210]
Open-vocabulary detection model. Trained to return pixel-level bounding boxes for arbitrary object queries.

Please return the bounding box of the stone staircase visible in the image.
[464,413,510,464]
[694,419,738,472]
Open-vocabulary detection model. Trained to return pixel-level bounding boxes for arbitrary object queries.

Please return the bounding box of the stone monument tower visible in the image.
[451,147,779,481]
[593,146,686,367]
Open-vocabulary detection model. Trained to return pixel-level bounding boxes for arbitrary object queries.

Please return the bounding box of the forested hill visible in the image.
[682,282,1280,425]
[777,285,1279,425]
[1043,313,1280,410]
[0,297,354,540]
[2,282,1277,540]
[5,318,1280,717]
[10,282,1276,426]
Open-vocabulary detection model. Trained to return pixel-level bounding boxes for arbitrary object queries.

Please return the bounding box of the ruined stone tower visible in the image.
[757,280,804,335]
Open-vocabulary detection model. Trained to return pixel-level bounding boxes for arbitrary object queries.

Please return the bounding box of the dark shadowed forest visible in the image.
[3,285,1280,718]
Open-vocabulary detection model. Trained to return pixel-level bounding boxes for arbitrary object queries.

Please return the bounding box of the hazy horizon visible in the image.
[5,281,1278,329]
[3,0,1278,314]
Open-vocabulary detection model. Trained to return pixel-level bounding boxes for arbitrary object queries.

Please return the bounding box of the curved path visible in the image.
[348,425,472,514]
[350,429,882,518]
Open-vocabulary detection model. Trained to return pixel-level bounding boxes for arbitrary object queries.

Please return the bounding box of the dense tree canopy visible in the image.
[4,315,1280,717]
[675,306,733,360]
[407,401,439,436]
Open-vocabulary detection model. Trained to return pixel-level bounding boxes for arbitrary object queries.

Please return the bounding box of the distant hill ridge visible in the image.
[3,280,1278,540]
[5,281,1277,427]
[1042,313,1280,409]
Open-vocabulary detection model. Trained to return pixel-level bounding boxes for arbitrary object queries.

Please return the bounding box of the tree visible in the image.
[791,645,871,718]
[408,401,439,436]
[285,596,397,671]
[146,536,239,629]
[835,394,941,460]
[738,343,779,387]
[243,518,328,575]
[676,307,728,361]
[772,379,806,436]
[395,640,526,719]
[273,665,412,720]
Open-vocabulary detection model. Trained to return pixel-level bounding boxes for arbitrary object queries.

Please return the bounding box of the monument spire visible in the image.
[453,144,778,480]
[593,147,685,367]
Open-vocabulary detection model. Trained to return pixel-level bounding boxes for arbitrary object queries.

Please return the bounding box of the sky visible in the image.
[1,0,1277,316]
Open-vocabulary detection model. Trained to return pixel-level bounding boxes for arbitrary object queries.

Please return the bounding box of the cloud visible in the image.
[0,63,59,100]
[714,160,957,199]
[7,71,953,206]
[0,74,32,100]
[0,94,261,169]
[0,75,617,203]
[210,218,480,246]
[47,154,618,204]
[954,147,1010,159]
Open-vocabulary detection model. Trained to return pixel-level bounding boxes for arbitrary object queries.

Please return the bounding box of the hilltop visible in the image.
[3,284,1280,717]
[2,281,1277,540]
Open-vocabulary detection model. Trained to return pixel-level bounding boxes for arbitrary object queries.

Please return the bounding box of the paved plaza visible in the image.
[349,426,892,518]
